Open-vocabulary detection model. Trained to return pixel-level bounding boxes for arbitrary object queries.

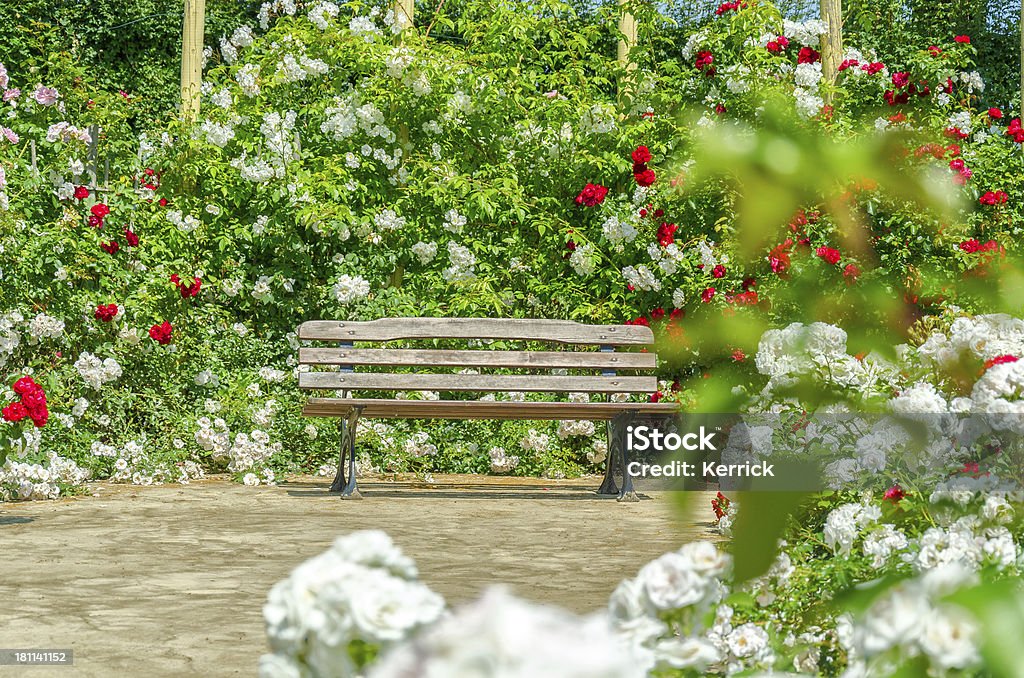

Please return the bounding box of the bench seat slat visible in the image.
[299,372,657,393]
[297,318,654,345]
[303,398,679,421]
[298,347,656,370]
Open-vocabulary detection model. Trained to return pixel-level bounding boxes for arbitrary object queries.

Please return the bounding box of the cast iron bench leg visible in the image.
[597,415,620,496]
[329,417,347,492]
[340,407,363,500]
[617,410,639,503]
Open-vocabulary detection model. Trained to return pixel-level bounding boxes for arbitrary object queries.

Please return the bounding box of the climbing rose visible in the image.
[988,107,1003,119]
[100,241,120,254]
[891,72,910,88]
[149,321,173,345]
[575,183,608,207]
[712,264,726,278]
[979,190,1008,206]
[984,354,1019,370]
[124,229,140,247]
[701,287,716,303]
[13,376,37,395]
[74,186,89,200]
[815,246,841,265]
[954,35,970,44]
[843,263,861,285]
[694,51,714,71]
[797,47,820,64]
[634,168,656,186]
[94,304,119,322]
[883,484,906,503]
[656,222,677,247]
[631,146,652,164]
[90,203,110,219]
[171,274,202,298]
[2,401,28,422]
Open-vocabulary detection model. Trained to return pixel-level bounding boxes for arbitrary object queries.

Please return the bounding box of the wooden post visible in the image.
[180,0,206,121]
[819,0,842,104]
[393,0,414,31]
[617,0,637,99]
[617,1,637,70]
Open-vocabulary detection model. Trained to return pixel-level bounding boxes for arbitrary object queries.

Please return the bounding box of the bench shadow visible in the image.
[283,483,649,501]
[0,516,34,525]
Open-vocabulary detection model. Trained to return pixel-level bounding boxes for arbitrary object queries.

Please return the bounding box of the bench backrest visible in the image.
[297,318,658,395]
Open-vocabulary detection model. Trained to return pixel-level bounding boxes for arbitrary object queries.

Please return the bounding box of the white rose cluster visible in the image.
[74,352,122,390]
[259,531,444,678]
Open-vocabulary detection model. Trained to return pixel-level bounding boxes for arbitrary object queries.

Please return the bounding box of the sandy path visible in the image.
[0,475,717,677]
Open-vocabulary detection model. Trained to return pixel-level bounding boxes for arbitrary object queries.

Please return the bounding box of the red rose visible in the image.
[650,307,665,320]
[839,58,859,71]
[979,191,1008,206]
[12,376,37,395]
[649,391,663,403]
[954,35,970,44]
[74,186,89,200]
[149,321,174,345]
[959,239,981,253]
[694,50,714,71]
[101,241,120,254]
[891,71,910,88]
[21,388,46,410]
[843,263,861,285]
[91,203,110,218]
[634,168,657,187]
[988,107,1003,119]
[2,401,28,422]
[656,222,677,247]
[797,46,820,64]
[815,246,841,265]
[631,146,652,164]
[712,264,726,278]
[124,229,140,247]
[883,484,905,503]
[574,183,608,207]
[701,287,716,303]
[173,276,202,298]
[88,215,103,228]
[984,354,1019,370]
[158,198,169,207]
[94,303,119,322]
[862,61,885,75]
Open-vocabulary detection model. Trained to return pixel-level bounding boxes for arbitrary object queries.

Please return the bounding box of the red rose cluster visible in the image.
[765,35,789,53]
[815,246,841,265]
[1005,118,1024,143]
[694,50,715,77]
[632,146,656,187]
[979,190,1008,206]
[89,203,111,228]
[94,303,119,322]
[714,0,746,14]
[711,491,731,520]
[959,239,1002,254]
[797,47,820,64]
[149,321,173,345]
[575,183,608,207]
[2,376,48,428]
[171,274,202,298]
[984,354,1019,370]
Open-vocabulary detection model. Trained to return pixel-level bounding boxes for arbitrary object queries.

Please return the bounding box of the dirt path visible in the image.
[0,475,718,677]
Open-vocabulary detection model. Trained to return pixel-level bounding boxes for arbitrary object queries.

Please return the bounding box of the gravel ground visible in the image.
[0,474,718,677]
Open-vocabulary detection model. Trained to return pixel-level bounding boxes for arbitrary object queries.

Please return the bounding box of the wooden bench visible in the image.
[296,318,678,501]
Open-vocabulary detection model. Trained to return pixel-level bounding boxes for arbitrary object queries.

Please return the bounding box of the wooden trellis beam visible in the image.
[180,0,206,121]
[819,0,842,104]
[394,0,414,31]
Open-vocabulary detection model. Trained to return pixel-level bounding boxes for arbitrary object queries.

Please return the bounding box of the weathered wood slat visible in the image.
[299,372,657,393]
[303,398,679,420]
[298,318,654,345]
[298,347,657,370]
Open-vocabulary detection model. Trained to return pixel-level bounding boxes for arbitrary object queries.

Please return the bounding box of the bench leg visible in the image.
[616,410,639,503]
[339,407,363,499]
[597,417,619,496]
[329,418,348,493]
